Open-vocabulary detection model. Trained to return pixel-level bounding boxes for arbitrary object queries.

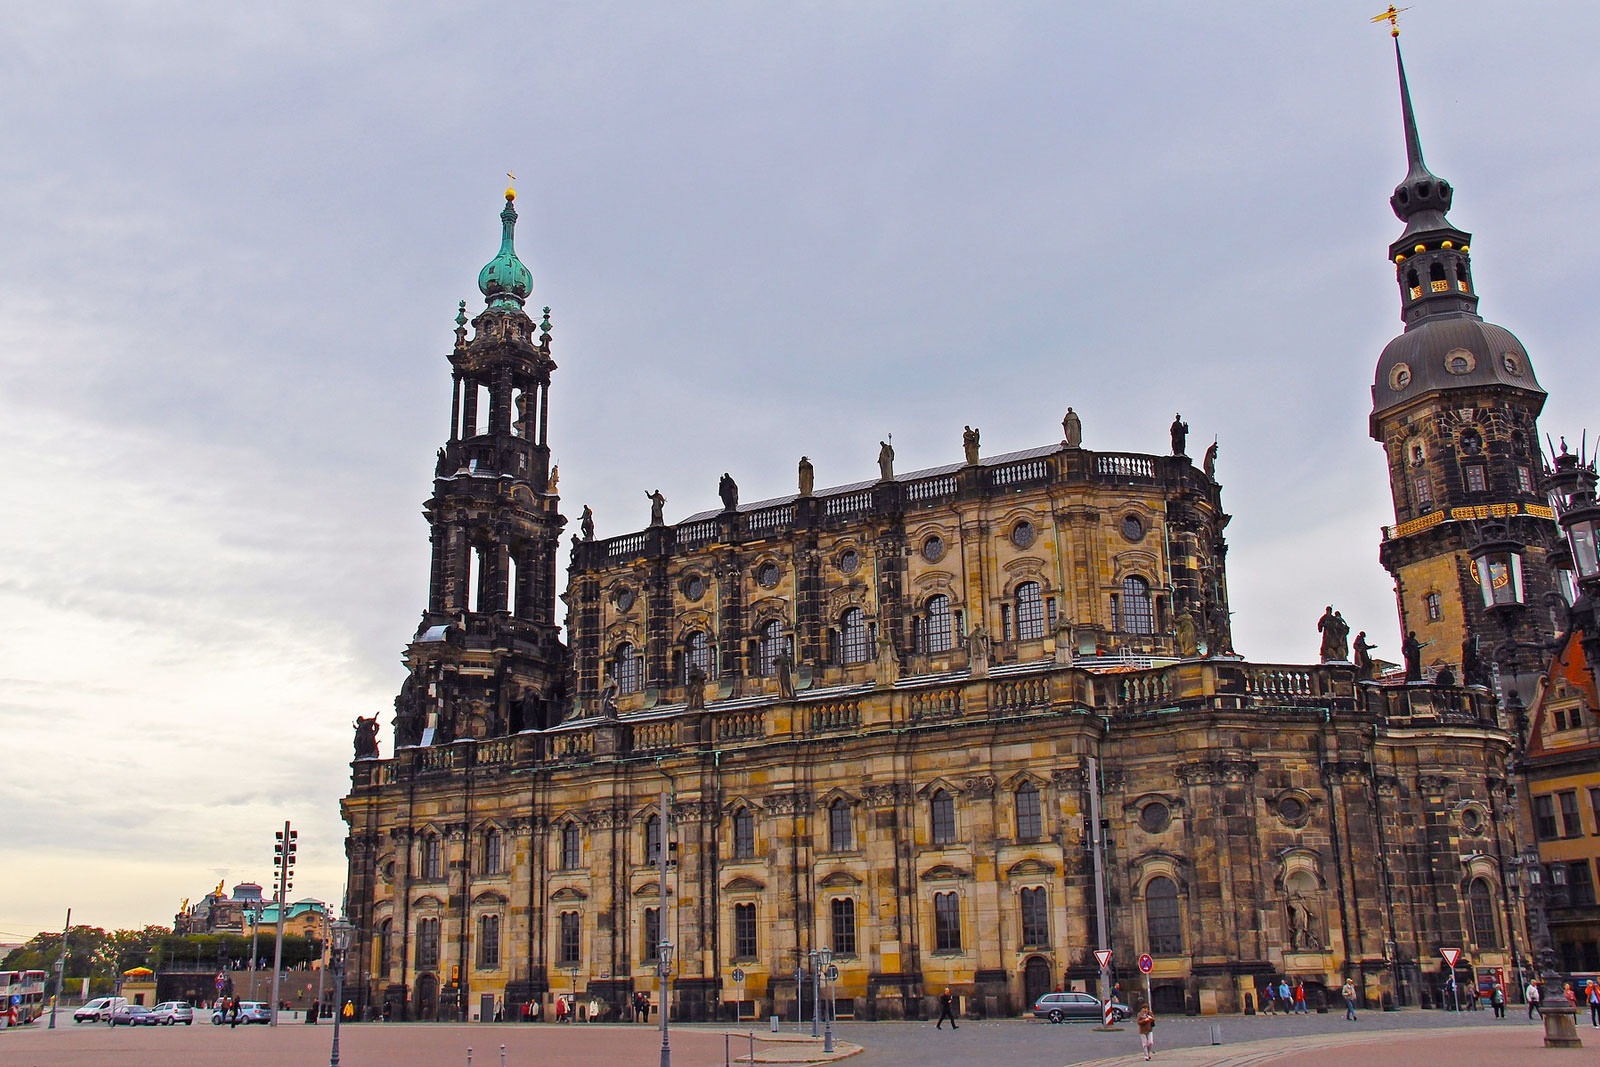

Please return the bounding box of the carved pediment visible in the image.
[820,870,863,888]
[633,881,661,899]
[920,863,971,882]
[412,894,445,908]
[1005,858,1057,880]
[472,890,509,906]
[724,876,765,893]
[550,886,589,903]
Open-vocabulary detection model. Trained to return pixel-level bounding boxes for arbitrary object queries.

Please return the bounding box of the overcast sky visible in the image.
[2,3,1596,940]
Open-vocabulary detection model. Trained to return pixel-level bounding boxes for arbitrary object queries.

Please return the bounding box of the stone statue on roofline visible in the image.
[878,440,895,481]
[1170,413,1189,457]
[353,716,380,760]
[646,489,666,526]
[962,426,980,466]
[798,456,814,497]
[1062,407,1082,448]
[718,473,738,512]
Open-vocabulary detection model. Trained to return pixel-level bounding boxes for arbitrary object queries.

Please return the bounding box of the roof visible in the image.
[1372,314,1544,425]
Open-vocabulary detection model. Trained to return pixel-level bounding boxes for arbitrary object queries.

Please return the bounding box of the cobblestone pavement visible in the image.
[2,1010,1584,1066]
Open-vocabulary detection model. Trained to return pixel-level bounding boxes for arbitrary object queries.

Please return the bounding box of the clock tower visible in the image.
[1370,37,1562,685]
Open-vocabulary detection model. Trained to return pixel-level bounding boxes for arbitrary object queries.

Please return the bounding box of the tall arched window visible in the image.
[931,789,956,846]
[829,799,853,852]
[1015,582,1045,640]
[421,833,442,880]
[1121,576,1155,634]
[644,814,663,864]
[1468,878,1499,949]
[918,595,953,653]
[732,807,755,859]
[1020,887,1049,946]
[1015,782,1042,839]
[1145,876,1182,955]
[378,918,392,976]
[614,642,642,693]
[685,630,715,681]
[416,916,441,968]
[560,823,581,869]
[481,828,502,875]
[756,620,786,676]
[477,913,501,968]
[840,608,870,664]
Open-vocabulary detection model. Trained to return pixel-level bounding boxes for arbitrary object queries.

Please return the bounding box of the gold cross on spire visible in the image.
[505,170,517,201]
[1370,5,1410,37]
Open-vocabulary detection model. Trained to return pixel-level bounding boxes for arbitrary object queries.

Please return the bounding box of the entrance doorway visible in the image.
[416,973,438,1020]
[1022,956,1053,1012]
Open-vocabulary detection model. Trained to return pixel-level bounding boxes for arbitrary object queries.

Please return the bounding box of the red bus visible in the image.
[0,969,48,1023]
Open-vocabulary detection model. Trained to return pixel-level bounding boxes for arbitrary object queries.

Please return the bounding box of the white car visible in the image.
[73,996,127,1023]
[149,1001,195,1025]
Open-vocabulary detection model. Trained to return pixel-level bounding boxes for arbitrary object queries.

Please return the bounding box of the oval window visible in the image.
[1138,802,1170,834]
[756,562,781,588]
[1011,521,1036,548]
[922,536,945,563]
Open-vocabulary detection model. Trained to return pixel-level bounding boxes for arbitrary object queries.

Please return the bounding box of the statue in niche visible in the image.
[1053,615,1076,665]
[966,623,992,677]
[875,627,901,686]
[774,648,796,699]
[548,465,559,494]
[353,716,380,760]
[1062,407,1082,448]
[1170,413,1189,456]
[1176,613,1200,658]
[1203,439,1219,480]
[514,392,530,438]
[718,472,738,512]
[392,681,423,747]
[685,664,707,710]
[580,505,595,541]
[798,456,814,497]
[962,426,980,466]
[646,489,666,526]
[1286,893,1322,952]
[598,672,621,718]
[1353,631,1376,679]
[877,440,895,481]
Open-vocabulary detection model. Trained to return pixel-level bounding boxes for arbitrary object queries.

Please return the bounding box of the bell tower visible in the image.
[392,186,568,746]
[1369,35,1561,683]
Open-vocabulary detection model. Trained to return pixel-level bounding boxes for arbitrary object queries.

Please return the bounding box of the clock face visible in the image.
[1469,562,1511,589]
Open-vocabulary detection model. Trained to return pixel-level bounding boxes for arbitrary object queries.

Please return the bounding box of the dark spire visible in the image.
[1388,38,1453,237]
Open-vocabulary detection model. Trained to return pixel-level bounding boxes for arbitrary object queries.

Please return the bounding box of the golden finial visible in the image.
[505,171,517,201]
[1370,5,1410,37]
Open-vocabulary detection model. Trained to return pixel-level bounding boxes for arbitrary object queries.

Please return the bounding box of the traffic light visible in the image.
[274,828,298,892]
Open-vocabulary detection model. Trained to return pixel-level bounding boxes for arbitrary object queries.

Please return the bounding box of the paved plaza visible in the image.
[1,1009,1590,1066]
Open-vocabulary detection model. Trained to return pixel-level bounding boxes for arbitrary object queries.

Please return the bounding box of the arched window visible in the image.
[1145,876,1182,955]
[645,814,663,864]
[685,630,715,681]
[1121,576,1155,634]
[840,608,870,665]
[477,913,501,968]
[642,907,661,961]
[918,595,953,653]
[756,619,786,676]
[378,918,392,976]
[1468,878,1499,949]
[1015,582,1045,641]
[481,829,502,875]
[931,789,956,846]
[421,833,442,880]
[1015,782,1042,839]
[416,916,441,968]
[732,807,755,859]
[831,897,858,956]
[560,823,581,869]
[1020,887,1049,946]
[613,642,642,694]
[933,892,961,951]
[558,912,581,965]
[829,799,853,852]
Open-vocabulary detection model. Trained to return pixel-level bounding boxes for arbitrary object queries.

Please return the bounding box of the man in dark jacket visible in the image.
[936,988,958,1030]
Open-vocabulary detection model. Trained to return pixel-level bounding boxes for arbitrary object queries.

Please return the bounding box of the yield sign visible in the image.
[1441,948,1461,968]
[1095,949,1114,970]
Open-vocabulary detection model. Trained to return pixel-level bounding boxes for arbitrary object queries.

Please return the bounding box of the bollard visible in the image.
[725,1033,730,1066]
[1209,1022,1222,1045]
[749,1032,756,1065]
[500,1045,507,1067]
[466,1049,472,1067]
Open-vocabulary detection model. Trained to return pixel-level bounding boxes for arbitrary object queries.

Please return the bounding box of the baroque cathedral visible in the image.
[341,39,1562,1021]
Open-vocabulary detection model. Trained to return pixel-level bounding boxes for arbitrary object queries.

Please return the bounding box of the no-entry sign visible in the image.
[1138,954,1155,974]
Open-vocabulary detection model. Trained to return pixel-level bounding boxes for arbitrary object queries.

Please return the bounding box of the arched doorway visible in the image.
[1022,956,1052,1012]
[416,973,439,1021]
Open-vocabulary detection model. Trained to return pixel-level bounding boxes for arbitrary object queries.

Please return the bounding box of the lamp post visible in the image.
[817,947,833,1054]
[807,949,819,1038]
[329,918,354,1067]
[657,939,673,1067]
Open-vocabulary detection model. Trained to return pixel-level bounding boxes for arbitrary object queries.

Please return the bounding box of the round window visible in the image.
[1138,802,1170,834]
[1121,515,1145,542]
[1444,348,1476,375]
[837,549,859,575]
[756,562,781,588]
[1011,521,1036,548]
[1502,352,1523,376]
[683,574,706,600]
[613,586,636,611]
[922,535,945,563]
[1390,362,1413,391]
[1461,808,1484,834]
[1278,796,1306,823]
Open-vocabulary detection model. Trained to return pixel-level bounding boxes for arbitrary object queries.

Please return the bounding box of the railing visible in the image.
[676,519,719,548]
[1115,670,1172,709]
[746,505,794,536]
[1094,453,1157,480]
[808,700,861,733]
[908,688,962,720]
[549,731,595,759]
[606,532,647,561]
[824,490,875,519]
[716,710,764,741]
[630,720,677,752]
[1242,666,1316,698]
[988,457,1050,488]
[993,676,1050,712]
[475,739,517,766]
[905,474,958,505]
[417,746,457,772]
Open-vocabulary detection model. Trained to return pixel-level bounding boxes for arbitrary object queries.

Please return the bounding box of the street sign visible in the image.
[731,967,745,983]
[1095,949,1113,970]
[1441,948,1461,968]
[825,964,838,982]
[1138,954,1154,974]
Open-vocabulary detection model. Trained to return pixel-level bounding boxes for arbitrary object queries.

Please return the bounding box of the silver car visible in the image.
[150,1001,194,1025]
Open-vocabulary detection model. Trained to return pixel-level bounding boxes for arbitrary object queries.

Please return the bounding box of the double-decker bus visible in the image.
[0,970,48,1023]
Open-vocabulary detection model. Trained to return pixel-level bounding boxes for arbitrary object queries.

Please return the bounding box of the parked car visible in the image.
[149,1002,194,1025]
[73,996,127,1023]
[211,1001,271,1025]
[1031,991,1131,1024]
[108,1004,154,1026]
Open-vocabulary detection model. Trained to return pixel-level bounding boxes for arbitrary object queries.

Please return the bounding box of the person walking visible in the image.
[1261,982,1275,1015]
[1586,980,1599,1027]
[1277,979,1291,1015]
[1136,1004,1157,1060]
[1293,982,1307,1014]
[1341,978,1358,1021]
[1527,979,1542,1021]
[1491,982,1505,1019]
[936,987,959,1030]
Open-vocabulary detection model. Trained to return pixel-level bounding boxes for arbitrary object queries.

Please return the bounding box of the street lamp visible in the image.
[657,939,674,1067]
[329,918,354,1067]
[807,949,819,1038]
[817,947,834,1054]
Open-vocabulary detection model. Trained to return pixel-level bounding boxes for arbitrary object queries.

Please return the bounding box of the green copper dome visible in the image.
[478,191,532,310]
